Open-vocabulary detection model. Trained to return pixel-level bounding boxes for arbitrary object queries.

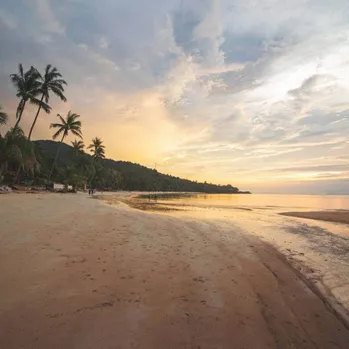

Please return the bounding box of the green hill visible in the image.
[34,140,248,193]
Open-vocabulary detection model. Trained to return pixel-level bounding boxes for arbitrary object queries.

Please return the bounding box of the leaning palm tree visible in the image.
[71,139,84,156]
[10,64,50,130]
[48,111,82,180]
[0,105,8,126]
[28,65,67,140]
[88,137,105,159]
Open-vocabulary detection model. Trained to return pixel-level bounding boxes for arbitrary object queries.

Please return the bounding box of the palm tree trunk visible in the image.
[12,165,22,185]
[88,157,96,188]
[13,98,30,185]
[14,99,26,130]
[48,135,65,181]
[28,94,44,140]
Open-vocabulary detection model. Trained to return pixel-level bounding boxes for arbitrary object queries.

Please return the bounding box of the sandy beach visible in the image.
[280,211,349,225]
[1,193,349,349]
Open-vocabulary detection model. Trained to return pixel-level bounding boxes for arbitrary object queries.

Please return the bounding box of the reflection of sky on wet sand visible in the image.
[150,193,349,211]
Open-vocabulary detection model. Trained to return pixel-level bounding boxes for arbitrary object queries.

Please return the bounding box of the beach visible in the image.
[280,211,349,225]
[1,193,349,348]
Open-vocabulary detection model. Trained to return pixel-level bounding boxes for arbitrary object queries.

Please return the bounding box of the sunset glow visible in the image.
[1,0,349,193]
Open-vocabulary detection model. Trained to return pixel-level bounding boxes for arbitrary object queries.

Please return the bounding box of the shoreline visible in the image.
[105,193,349,319]
[103,192,349,225]
[1,193,349,348]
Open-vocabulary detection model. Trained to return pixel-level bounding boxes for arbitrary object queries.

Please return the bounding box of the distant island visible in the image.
[34,140,250,194]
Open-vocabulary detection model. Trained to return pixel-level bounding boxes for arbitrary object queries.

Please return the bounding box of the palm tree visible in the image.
[10,64,50,130]
[28,65,67,140]
[0,127,39,184]
[49,111,82,180]
[0,105,8,126]
[71,139,84,156]
[88,137,105,159]
[87,137,105,187]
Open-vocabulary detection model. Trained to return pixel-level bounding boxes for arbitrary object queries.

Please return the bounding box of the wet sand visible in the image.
[280,211,349,225]
[1,193,349,348]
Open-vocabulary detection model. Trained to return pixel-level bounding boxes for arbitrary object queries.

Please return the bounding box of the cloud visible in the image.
[33,0,65,34]
[1,0,349,193]
[277,164,349,173]
[0,9,17,29]
[99,37,109,49]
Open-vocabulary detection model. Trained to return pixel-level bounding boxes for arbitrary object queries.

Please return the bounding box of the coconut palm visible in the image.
[49,111,82,180]
[10,64,50,130]
[0,105,8,126]
[87,137,105,187]
[0,127,39,184]
[71,139,84,156]
[88,137,105,159]
[28,65,67,140]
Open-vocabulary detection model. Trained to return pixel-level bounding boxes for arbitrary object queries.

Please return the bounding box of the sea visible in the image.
[146,193,349,212]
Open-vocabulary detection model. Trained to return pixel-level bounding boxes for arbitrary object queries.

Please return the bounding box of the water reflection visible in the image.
[148,193,349,211]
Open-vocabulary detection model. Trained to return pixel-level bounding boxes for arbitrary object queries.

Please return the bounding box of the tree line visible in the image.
[34,139,244,193]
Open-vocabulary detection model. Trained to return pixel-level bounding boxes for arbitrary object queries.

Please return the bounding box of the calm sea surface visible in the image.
[152,193,349,211]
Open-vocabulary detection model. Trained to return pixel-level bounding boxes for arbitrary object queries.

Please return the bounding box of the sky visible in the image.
[1,0,349,193]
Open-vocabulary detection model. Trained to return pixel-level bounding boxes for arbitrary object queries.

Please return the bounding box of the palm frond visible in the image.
[70,121,82,128]
[35,69,43,81]
[19,63,24,77]
[50,82,65,91]
[50,86,67,101]
[51,78,67,85]
[45,64,52,76]
[30,97,51,113]
[57,114,66,125]
[52,127,64,140]
[71,129,83,139]
[48,71,63,80]
[9,74,22,86]
[50,122,64,129]
[0,106,8,125]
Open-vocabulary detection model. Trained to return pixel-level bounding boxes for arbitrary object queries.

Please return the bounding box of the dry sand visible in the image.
[281,211,349,225]
[1,193,349,349]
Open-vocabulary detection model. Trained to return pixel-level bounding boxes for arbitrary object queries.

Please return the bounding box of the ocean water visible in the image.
[150,193,349,211]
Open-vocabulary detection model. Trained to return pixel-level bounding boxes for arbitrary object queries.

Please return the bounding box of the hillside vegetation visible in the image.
[35,140,245,193]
